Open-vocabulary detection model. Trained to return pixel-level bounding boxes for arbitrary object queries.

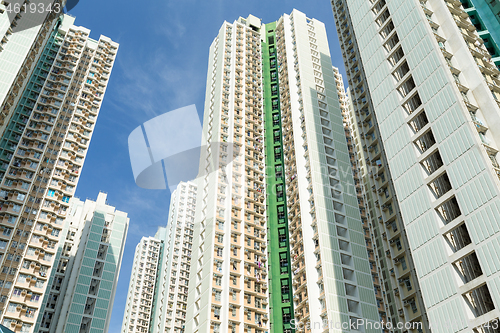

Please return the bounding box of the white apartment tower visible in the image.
[334,66,391,328]
[153,181,196,333]
[276,11,380,331]
[185,9,382,333]
[185,13,269,333]
[121,181,196,333]
[332,0,500,331]
[35,192,129,333]
[0,14,117,333]
[121,235,162,333]
[0,0,63,133]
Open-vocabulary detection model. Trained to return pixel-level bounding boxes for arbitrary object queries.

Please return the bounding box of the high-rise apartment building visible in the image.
[34,192,129,333]
[272,13,382,332]
[185,9,383,333]
[122,235,162,333]
[153,181,195,333]
[185,14,269,333]
[121,181,196,333]
[0,13,117,333]
[334,67,390,329]
[0,0,64,132]
[331,0,500,331]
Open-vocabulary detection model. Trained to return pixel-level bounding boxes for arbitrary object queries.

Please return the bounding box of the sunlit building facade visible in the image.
[35,193,129,333]
[185,9,382,333]
[121,235,162,333]
[121,181,196,333]
[0,0,64,132]
[331,0,500,330]
[335,66,391,329]
[0,14,117,333]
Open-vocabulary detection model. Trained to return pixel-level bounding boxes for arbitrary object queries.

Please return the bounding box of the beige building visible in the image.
[121,181,196,333]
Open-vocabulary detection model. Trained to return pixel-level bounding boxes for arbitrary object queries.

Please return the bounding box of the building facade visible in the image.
[332,6,431,325]
[0,14,117,333]
[121,181,196,333]
[152,181,195,333]
[35,192,129,333]
[185,9,383,333]
[460,0,500,70]
[0,0,64,132]
[331,0,500,331]
[186,14,269,333]
[121,235,162,333]
[273,12,381,332]
[335,67,391,329]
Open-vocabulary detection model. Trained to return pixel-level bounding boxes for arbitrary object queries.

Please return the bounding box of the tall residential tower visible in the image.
[0,0,64,132]
[185,9,382,333]
[335,67,391,328]
[0,14,117,333]
[35,193,129,333]
[121,181,196,333]
[332,0,500,331]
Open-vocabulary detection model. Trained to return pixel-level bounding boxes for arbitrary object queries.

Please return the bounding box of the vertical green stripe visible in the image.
[262,22,295,333]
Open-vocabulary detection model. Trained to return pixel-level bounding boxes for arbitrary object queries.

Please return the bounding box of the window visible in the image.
[410,300,418,313]
[214,290,221,302]
[400,256,407,270]
[21,323,31,333]
[25,307,36,318]
[395,238,402,251]
[405,279,412,291]
[275,165,283,180]
[27,247,36,256]
[22,260,31,269]
[6,303,17,312]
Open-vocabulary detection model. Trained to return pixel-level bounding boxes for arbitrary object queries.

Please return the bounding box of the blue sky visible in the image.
[68,0,347,331]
